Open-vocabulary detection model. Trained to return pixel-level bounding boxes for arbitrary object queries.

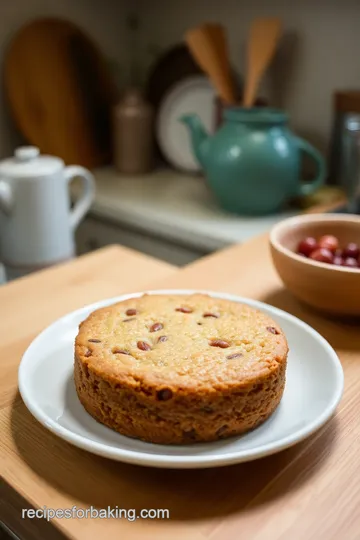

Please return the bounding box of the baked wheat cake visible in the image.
[74,294,288,444]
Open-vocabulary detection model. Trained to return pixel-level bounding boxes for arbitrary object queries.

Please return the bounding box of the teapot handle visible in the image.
[65,166,95,231]
[295,137,326,197]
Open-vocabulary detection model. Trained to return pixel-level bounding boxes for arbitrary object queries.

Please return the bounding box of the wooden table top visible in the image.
[1,238,359,540]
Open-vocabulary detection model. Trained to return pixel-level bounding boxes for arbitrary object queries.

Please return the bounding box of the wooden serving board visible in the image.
[4,18,118,168]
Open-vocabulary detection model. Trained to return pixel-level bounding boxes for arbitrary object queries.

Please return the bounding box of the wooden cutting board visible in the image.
[4,17,118,168]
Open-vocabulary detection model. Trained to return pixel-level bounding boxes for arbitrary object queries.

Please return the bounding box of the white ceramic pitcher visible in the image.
[0,146,95,270]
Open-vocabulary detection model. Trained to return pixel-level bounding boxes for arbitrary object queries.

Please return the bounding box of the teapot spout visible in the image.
[179,114,210,168]
[0,180,13,215]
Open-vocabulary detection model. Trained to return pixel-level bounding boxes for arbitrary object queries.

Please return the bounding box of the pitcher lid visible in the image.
[0,146,63,178]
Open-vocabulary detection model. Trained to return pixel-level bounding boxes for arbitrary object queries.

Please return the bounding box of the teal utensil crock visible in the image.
[181,108,326,215]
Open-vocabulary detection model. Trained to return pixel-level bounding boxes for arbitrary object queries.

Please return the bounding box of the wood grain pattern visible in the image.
[4,18,117,168]
[1,239,359,540]
[0,245,175,410]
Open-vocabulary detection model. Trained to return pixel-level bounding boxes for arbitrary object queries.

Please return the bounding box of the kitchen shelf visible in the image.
[77,167,299,254]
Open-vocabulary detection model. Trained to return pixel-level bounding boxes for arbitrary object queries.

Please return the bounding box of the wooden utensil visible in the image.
[243,17,282,108]
[204,23,234,98]
[185,23,236,105]
[4,17,118,168]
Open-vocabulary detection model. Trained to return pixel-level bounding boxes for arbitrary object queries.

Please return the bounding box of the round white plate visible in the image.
[18,290,344,469]
[156,76,215,172]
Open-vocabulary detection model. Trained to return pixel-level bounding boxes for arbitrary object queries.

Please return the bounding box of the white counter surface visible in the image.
[90,168,298,252]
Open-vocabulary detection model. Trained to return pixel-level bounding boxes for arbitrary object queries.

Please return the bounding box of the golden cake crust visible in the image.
[74,294,288,444]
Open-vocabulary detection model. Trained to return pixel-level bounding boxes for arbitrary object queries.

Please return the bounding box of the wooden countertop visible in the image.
[1,239,359,540]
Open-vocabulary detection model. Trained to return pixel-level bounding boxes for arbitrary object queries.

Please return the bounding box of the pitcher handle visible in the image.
[65,166,95,231]
[295,137,326,197]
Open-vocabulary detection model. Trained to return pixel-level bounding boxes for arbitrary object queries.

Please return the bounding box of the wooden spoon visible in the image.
[243,17,282,108]
[185,23,236,105]
[204,23,233,95]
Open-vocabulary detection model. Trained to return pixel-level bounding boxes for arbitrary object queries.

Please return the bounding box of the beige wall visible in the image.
[136,0,360,154]
[1,1,359,159]
[0,0,128,157]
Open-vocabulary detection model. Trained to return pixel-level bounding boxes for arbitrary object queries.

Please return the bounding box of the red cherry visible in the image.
[297,237,318,257]
[343,243,360,259]
[318,235,339,253]
[333,256,344,266]
[343,257,358,268]
[334,248,343,257]
[309,248,333,264]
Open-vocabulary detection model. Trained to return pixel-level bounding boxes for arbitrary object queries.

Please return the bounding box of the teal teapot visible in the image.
[181,108,325,215]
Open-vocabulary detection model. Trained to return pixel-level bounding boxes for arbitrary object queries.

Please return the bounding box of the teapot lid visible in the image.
[0,146,63,178]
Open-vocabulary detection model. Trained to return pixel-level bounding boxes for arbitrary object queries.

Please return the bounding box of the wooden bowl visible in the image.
[270,214,360,316]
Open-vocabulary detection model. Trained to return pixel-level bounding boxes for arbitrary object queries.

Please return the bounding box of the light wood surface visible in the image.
[0,246,175,411]
[1,239,360,540]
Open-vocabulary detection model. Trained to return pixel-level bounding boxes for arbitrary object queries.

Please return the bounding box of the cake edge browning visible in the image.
[74,351,287,445]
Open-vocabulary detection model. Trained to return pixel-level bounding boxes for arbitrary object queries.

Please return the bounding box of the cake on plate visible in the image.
[74,293,288,444]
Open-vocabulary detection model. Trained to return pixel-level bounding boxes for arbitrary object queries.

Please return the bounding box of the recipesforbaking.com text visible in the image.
[22,506,170,521]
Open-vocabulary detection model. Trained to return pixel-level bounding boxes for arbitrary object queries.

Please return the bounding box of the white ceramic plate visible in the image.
[18,290,344,469]
[156,76,216,172]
